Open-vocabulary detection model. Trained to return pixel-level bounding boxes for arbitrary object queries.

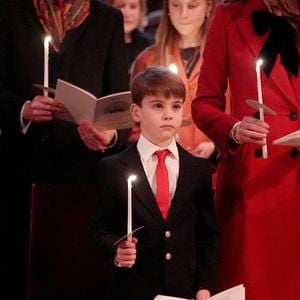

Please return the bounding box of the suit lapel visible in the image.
[59,6,92,56]
[235,0,297,107]
[167,145,195,223]
[267,56,298,108]
[121,145,165,225]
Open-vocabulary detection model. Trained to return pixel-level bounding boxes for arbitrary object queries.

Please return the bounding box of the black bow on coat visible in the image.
[252,10,299,77]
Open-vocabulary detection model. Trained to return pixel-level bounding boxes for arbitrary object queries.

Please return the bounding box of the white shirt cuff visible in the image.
[20,101,32,134]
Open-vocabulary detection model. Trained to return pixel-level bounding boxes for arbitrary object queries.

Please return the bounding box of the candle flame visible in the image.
[168,64,178,74]
[256,58,263,67]
[128,175,137,183]
[44,35,52,44]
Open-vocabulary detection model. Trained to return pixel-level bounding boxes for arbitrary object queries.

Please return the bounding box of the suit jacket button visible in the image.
[290,148,299,158]
[289,111,298,121]
[165,253,172,260]
[165,231,171,238]
[254,149,262,157]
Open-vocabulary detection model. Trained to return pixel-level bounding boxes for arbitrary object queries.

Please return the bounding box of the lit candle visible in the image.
[127,175,137,241]
[43,35,52,97]
[255,59,268,159]
[168,63,178,74]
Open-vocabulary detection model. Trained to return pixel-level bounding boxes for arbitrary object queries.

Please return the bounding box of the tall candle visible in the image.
[43,36,52,97]
[255,59,268,159]
[127,175,137,241]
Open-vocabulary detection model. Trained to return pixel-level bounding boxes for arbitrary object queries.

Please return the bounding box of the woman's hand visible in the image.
[191,141,215,158]
[234,116,269,145]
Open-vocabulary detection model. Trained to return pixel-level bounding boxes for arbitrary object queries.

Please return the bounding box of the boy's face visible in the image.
[131,94,183,147]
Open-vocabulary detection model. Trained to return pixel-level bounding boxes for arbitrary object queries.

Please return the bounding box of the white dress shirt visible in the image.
[137,135,180,203]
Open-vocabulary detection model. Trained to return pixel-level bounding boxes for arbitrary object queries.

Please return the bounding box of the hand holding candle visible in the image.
[255,59,268,159]
[127,175,137,241]
[43,35,52,97]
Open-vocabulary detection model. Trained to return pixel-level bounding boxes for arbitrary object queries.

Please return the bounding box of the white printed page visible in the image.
[209,284,245,300]
[54,79,96,124]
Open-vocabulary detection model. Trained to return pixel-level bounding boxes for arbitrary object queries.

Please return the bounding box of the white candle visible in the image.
[43,36,52,97]
[168,64,178,74]
[127,175,137,241]
[256,59,268,159]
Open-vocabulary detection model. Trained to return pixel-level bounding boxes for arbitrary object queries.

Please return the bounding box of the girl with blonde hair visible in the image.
[131,0,216,159]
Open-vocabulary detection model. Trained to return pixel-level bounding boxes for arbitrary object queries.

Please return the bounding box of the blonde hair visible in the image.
[154,0,216,66]
[106,0,148,28]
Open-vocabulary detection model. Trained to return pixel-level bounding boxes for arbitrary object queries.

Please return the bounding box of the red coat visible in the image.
[192,0,300,299]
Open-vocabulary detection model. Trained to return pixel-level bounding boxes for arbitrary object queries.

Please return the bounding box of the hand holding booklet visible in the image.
[154,284,245,300]
[53,79,134,130]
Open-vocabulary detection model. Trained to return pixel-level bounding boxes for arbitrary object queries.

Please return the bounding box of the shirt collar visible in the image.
[137,134,179,162]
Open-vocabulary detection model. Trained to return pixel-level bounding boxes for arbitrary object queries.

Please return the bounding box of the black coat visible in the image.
[0,0,130,183]
[91,143,219,299]
[126,29,152,68]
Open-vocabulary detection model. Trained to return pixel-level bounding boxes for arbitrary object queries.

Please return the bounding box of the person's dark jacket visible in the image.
[0,0,130,183]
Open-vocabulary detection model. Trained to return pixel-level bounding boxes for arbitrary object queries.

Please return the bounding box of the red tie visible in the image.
[154,150,170,220]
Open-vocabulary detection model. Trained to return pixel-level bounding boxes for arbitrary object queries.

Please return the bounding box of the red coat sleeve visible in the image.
[192,5,239,154]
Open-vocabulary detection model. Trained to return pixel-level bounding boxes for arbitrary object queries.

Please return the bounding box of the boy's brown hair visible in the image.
[130,66,186,106]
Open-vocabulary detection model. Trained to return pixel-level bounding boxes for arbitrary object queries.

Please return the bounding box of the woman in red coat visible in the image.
[192,0,300,299]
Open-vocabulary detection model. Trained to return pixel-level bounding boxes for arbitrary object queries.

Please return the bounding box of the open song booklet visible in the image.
[154,284,245,300]
[272,130,300,147]
[54,79,134,130]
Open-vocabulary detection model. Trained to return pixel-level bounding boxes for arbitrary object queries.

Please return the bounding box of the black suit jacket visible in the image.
[91,143,219,299]
[0,0,129,183]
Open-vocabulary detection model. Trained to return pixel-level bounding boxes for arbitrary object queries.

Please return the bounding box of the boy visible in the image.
[91,66,219,300]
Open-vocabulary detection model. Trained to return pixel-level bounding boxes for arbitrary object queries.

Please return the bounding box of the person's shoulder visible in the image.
[135,44,157,62]
[91,0,122,17]
[217,0,249,17]
[0,0,29,15]
[177,146,212,179]
[0,0,35,27]
[98,151,122,167]
[0,0,20,7]
[130,45,156,76]
[99,143,137,168]
[177,144,210,167]
[132,30,153,45]
[89,0,124,31]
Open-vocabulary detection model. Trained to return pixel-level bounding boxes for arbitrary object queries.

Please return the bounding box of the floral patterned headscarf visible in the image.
[33,0,90,52]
